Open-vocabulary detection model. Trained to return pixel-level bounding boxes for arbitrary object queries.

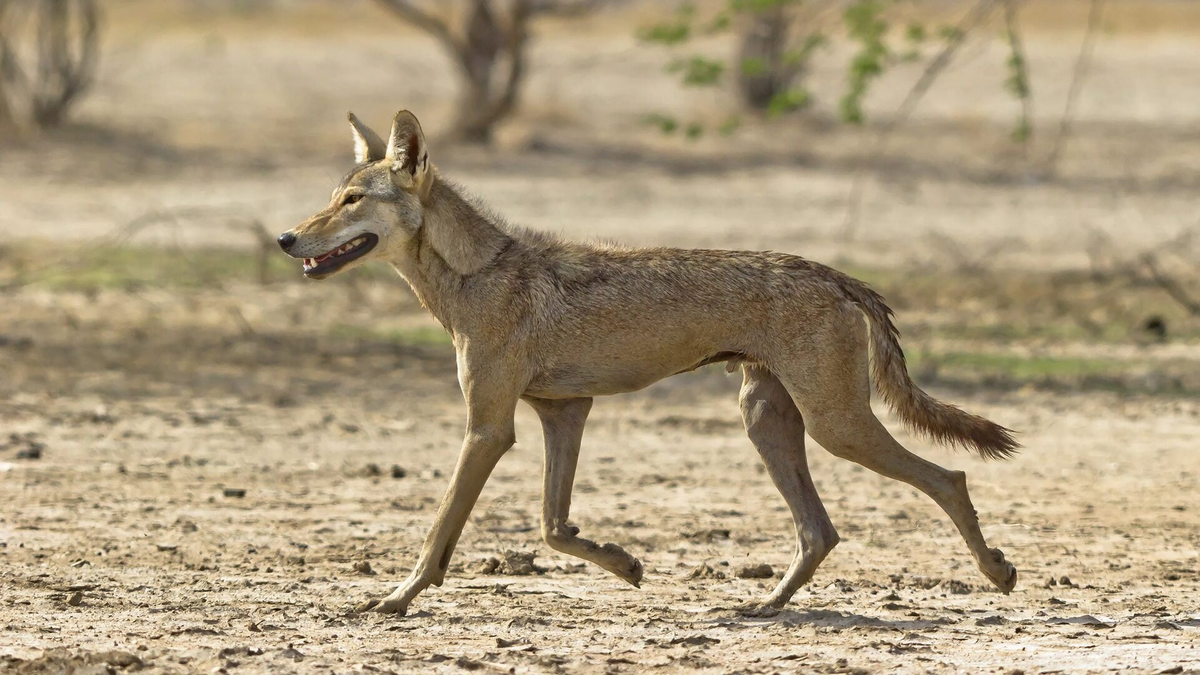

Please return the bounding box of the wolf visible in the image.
[276,110,1019,616]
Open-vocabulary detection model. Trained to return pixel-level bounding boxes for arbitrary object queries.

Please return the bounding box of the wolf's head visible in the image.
[277,111,433,280]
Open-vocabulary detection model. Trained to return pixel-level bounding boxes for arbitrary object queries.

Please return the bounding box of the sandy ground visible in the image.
[3,1,1200,672]
[1,281,1199,674]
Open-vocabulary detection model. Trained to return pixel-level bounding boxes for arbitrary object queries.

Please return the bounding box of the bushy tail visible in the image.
[838,277,1019,461]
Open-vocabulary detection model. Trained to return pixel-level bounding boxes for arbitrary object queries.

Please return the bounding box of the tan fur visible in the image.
[279,111,1021,617]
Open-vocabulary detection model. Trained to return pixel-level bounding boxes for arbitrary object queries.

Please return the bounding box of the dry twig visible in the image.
[842,0,1000,239]
[1044,0,1105,173]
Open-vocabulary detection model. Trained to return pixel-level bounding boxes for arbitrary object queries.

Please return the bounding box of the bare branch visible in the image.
[1045,0,1105,173]
[885,0,1000,136]
[1143,253,1200,317]
[0,205,246,291]
[372,0,463,54]
[246,219,275,286]
[842,0,1000,239]
[375,0,611,143]
[1002,0,1034,148]
[0,0,33,111]
[0,2,13,127]
[528,0,613,18]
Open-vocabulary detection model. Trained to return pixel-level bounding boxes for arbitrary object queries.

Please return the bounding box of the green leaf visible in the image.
[637,3,698,46]
[638,22,691,46]
[705,11,732,33]
[841,0,889,126]
[938,25,963,42]
[766,88,811,117]
[1011,119,1031,143]
[671,56,725,87]
[839,94,864,125]
[641,113,679,135]
[784,33,828,66]
[905,22,927,44]
[732,0,801,14]
[740,57,768,77]
[718,116,741,136]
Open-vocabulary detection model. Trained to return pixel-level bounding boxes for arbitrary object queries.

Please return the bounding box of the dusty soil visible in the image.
[2,1,1200,672]
[2,277,1199,674]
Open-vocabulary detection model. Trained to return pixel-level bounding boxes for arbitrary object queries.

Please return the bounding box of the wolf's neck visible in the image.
[390,177,511,334]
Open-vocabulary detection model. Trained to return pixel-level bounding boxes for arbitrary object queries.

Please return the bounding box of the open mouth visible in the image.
[302,233,378,278]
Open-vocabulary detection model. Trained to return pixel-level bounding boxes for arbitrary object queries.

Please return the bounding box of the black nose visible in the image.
[277,232,297,251]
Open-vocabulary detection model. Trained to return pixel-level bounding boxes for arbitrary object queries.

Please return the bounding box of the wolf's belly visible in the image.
[523,349,745,399]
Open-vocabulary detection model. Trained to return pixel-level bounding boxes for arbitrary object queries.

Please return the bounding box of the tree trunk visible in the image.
[0,0,15,131]
[453,80,496,144]
[450,0,504,143]
[373,0,539,146]
[736,6,795,111]
[31,0,99,129]
[448,0,530,145]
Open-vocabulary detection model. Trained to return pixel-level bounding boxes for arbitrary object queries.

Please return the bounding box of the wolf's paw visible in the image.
[619,557,644,588]
[597,543,643,588]
[736,601,782,618]
[355,596,409,616]
[982,548,1018,594]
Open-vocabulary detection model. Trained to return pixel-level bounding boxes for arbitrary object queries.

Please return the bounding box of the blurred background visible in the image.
[3,2,1200,671]
[3,0,1200,393]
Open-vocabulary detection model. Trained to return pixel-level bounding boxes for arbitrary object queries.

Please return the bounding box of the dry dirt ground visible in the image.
[3,1,1200,672]
[1,278,1199,674]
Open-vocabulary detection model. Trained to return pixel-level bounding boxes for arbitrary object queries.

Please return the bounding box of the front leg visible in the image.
[525,396,643,587]
[359,368,520,616]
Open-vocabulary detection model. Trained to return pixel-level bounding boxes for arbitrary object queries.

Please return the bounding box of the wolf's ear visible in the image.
[348,112,386,164]
[386,110,432,200]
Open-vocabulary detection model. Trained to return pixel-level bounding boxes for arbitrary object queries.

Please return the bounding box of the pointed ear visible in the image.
[385,110,432,200]
[348,111,386,164]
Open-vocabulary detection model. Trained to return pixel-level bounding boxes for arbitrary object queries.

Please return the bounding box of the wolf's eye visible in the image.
[342,193,364,206]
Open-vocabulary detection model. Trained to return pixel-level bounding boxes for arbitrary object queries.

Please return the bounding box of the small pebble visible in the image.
[736,563,774,579]
[474,557,500,575]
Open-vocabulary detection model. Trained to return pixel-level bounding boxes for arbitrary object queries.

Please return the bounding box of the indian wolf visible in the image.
[276,110,1020,616]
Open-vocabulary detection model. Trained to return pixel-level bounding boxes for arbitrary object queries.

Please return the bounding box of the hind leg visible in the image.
[776,316,1017,593]
[811,409,1016,592]
[810,410,1017,592]
[738,364,839,613]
